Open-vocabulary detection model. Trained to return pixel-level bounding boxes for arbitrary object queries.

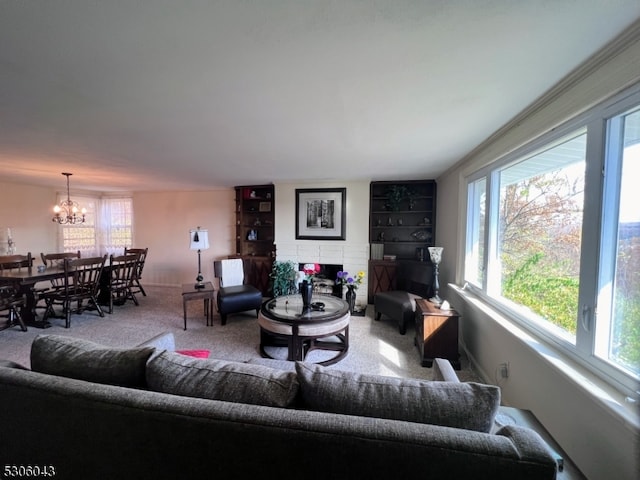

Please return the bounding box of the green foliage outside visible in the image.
[503,252,640,373]
[502,253,579,335]
[614,296,640,372]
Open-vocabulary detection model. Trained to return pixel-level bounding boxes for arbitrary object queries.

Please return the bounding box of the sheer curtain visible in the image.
[98,197,133,256]
[57,196,133,257]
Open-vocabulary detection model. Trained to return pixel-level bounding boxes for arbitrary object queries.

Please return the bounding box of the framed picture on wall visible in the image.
[259,202,271,212]
[295,188,346,240]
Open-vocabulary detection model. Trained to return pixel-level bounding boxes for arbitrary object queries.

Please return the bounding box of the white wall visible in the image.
[0,181,59,259]
[133,189,234,286]
[436,27,640,480]
[273,181,370,307]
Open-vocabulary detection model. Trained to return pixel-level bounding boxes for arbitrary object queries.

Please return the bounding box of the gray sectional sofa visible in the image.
[0,332,558,480]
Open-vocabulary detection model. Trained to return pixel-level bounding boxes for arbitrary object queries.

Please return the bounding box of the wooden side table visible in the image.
[182,282,215,330]
[414,298,460,369]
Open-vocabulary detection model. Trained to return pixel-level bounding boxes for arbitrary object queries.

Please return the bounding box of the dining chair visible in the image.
[106,252,140,314]
[0,284,27,332]
[0,253,37,319]
[0,253,33,271]
[42,255,107,328]
[124,247,148,296]
[38,251,82,316]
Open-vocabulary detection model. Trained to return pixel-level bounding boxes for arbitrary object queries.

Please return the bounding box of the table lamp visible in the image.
[428,246,443,306]
[190,226,210,289]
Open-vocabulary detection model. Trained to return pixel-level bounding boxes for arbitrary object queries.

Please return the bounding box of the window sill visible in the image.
[449,283,640,433]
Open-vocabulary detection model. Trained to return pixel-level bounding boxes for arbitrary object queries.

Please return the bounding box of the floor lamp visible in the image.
[190,227,210,289]
[428,246,443,306]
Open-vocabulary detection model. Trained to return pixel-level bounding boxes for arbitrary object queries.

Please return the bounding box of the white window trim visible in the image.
[462,83,640,399]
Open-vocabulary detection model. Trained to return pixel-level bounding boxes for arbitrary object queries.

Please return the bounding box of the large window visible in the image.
[464,86,640,393]
[59,196,133,256]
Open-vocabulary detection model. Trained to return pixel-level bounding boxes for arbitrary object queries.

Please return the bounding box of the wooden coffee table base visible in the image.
[258,313,350,366]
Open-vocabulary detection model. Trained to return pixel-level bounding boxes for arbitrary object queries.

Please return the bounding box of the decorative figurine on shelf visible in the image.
[377,232,385,242]
[253,217,262,226]
[387,217,393,226]
[247,230,258,241]
[250,190,257,198]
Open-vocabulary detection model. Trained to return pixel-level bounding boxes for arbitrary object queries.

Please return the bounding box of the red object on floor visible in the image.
[176,349,210,359]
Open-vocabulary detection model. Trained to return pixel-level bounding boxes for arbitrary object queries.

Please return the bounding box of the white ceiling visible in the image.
[1,1,639,193]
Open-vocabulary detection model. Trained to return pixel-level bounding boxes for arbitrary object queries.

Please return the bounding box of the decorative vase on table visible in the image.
[345,285,356,314]
[299,280,313,309]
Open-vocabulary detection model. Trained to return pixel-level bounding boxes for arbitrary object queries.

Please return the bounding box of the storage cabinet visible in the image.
[369,180,436,260]
[234,185,275,296]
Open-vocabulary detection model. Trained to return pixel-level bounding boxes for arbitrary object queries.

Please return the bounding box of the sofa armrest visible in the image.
[0,359,29,370]
[433,358,460,382]
[137,332,176,351]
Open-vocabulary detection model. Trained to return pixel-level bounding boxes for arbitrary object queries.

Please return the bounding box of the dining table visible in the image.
[0,266,67,328]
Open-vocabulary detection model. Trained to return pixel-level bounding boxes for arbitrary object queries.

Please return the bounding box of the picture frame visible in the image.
[259,202,271,212]
[295,188,346,240]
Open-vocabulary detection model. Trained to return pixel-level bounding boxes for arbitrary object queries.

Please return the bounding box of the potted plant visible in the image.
[269,260,298,297]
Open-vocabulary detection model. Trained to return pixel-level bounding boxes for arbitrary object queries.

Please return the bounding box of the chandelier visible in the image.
[52,172,86,224]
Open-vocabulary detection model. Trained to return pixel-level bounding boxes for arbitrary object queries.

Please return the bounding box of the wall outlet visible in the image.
[499,362,509,378]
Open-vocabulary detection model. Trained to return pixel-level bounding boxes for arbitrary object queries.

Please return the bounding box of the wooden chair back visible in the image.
[106,253,140,313]
[0,253,33,271]
[124,247,148,296]
[40,251,81,287]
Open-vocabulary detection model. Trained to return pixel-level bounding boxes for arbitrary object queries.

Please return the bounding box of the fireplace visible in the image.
[299,263,343,298]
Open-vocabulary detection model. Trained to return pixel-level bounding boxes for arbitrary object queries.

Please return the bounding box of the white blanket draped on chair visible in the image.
[220,259,244,287]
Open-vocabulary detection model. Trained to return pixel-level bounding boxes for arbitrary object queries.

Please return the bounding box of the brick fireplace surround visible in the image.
[276,243,369,307]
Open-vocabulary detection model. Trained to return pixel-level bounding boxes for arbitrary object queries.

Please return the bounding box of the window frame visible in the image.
[463,83,640,397]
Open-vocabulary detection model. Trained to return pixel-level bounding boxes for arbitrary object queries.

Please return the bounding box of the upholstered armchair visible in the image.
[374,261,433,335]
[213,258,263,325]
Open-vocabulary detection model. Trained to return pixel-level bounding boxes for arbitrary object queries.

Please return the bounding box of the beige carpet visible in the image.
[0,285,482,382]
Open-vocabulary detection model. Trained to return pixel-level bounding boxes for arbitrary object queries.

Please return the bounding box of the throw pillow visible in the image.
[146,351,299,408]
[295,362,500,433]
[176,349,211,359]
[30,334,155,388]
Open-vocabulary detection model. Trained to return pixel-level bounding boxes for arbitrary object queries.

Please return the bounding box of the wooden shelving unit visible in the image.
[369,180,437,260]
[234,184,275,295]
[368,180,437,303]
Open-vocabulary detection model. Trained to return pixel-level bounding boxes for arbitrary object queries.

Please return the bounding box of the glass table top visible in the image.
[261,294,348,322]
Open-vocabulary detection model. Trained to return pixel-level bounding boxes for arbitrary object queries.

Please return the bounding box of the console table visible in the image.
[414,298,460,369]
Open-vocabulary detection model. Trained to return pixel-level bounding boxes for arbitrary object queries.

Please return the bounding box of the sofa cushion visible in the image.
[146,351,299,408]
[295,362,500,432]
[30,334,154,388]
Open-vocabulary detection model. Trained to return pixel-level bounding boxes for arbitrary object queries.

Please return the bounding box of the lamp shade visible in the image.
[428,246,443,264]
[190,228,210,250]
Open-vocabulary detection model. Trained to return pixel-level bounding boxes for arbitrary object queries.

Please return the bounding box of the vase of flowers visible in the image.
[336,270,365,314]
[299,263,320,308]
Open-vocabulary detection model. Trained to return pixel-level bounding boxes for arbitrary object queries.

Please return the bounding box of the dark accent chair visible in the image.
[374,261,433,335]
[214,258,263,326]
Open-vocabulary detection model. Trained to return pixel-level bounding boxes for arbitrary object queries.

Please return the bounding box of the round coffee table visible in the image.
[258,294,350,366]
